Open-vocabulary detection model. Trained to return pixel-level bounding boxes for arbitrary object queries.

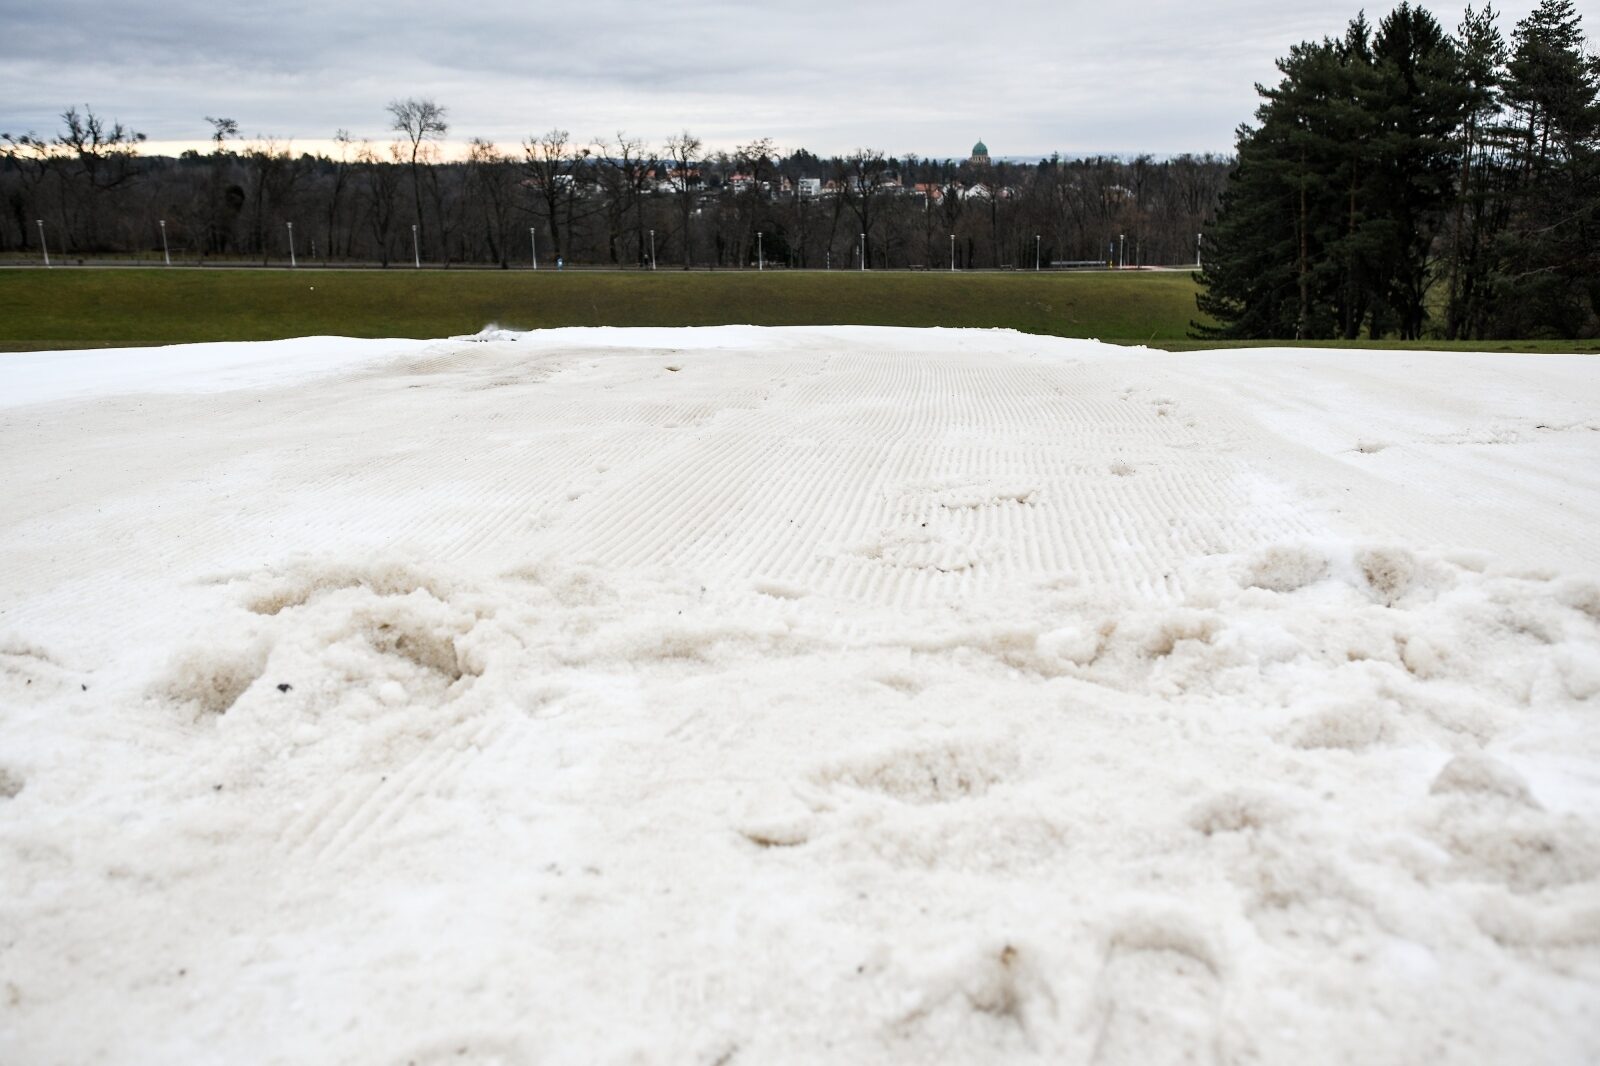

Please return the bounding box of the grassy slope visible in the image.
[1,268,1594,353]
[0,269,1201,350]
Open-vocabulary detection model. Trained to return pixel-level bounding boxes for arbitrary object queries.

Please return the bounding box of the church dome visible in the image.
[972,140,988,156]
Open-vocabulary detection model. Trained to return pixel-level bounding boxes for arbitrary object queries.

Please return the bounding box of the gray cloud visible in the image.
[2,0,1594,156]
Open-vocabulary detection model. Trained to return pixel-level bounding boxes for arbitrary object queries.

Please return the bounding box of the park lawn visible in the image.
[1156,337,1600,353]
[0,268,1594,352]
[0,268,1203,350]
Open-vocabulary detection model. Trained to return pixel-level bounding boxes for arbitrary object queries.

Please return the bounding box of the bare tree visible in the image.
[324,129,356,260]
[48,106,146,250]
[466,138,518,268]
[521,129,603,264]
[734,137,777,265]
[359,142,404,267]
[196,116,241,254]
[597,132,653,265]
[0,131,53,251]
[521,129,577,263]
[664,130,703,268]
[204,117,238,153]
[387,98,447,259]
[242,137,299,264]
[836,148,892,268]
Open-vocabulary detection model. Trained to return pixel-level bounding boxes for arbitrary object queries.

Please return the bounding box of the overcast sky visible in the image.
[2,0,1595,159]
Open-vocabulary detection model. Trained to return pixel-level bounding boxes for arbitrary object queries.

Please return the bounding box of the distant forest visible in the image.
[0,108,1226,272]
[1199,0,1600,340]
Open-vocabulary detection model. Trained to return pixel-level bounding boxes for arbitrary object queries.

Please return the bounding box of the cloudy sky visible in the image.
[3,0,1595,159]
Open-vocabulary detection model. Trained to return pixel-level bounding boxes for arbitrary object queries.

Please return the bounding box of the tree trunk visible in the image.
[1297,150,1310,340]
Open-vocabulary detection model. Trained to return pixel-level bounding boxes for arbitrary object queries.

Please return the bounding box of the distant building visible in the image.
[648,165,703,194]
[970,139,990,166]
[797,178,822,199]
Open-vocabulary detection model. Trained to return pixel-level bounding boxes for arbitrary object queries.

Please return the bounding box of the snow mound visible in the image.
[3,328,1599,1063]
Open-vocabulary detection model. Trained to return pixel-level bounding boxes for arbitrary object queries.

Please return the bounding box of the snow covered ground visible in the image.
[2,326,1598,1064]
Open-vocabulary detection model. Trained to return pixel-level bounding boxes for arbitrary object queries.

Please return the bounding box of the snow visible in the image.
[1,326,1598,1064]
[0,335,439,408]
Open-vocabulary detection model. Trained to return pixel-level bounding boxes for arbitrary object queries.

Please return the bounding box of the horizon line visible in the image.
[113,138,1236,164]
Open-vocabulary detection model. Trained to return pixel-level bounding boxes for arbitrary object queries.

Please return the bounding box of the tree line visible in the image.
[2,104,1227,272]
[1198,0,1600,340]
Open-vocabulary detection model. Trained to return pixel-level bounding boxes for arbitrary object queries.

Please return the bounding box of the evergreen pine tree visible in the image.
[1490,0,1600,336]
[1444,5,1508,340]
[1196,0,1597,341]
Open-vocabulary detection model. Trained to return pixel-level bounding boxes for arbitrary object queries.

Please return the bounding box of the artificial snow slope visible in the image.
[1,326,1598,1065]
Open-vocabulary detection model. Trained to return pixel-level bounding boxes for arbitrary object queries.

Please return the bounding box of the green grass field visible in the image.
[1,268,1594,353]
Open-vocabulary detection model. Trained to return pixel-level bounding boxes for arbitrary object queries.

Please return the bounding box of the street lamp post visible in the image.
[1118,233,1125,271]
[1196,232,1203,269]
[530,228,538,269]
[950,233,955,271]
[757,231,763,271]
[1035,234,1041,272]
[287,221,296,268]
[159,219,170,266]
[859,232,865,272]
[412,224,420,269]
[36,220,49,267]
[649,228,657,270]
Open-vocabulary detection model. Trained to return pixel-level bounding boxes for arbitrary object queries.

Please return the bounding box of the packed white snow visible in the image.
[1,326,1598,1064]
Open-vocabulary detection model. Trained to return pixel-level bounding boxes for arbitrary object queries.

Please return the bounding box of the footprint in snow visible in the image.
[1089,911,1224,1066]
